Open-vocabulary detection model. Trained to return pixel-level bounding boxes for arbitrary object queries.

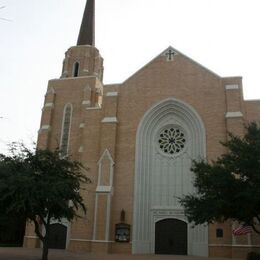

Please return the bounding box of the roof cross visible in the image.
[165,49,177,61]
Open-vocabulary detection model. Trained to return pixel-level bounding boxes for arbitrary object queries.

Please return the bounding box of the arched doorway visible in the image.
[155,219,187,255]
[48,223,67,249]
[132,98,208,256]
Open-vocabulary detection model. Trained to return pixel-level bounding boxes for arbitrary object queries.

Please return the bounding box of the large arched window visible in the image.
[60,104,72,157]
[72,62,80,77]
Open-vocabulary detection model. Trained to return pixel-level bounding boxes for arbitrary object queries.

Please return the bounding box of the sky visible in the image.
[1,0,260,153]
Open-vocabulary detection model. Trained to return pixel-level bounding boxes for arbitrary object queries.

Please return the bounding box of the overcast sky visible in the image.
[1,0,260,153]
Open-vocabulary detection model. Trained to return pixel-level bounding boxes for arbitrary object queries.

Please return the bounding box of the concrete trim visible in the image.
[70,239,114,243]
[24,236,38,239]
[92,194,98,240]
[86,107,102,111]
[62,70,68,77]
[44,102,54,108]
[105,195,111,241]
[106,92,118,97]
[41,125,51,130]
[94,149,115,241]
[225,112,243,118]
[96,186,112,193]
[78,146,84,153]
[101,117,118,123]
[92,240,114,243]
[46,87,55,94]
[50,75,98,81]
[82,100,91,106]
[244,99,260,102]
[97,149,115,166]
[104,83,121,87]
[225,84,239,90]
[209,244,260,248]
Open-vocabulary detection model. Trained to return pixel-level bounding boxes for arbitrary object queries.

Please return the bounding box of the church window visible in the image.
[72,61,80,77]
[216,228,223,238]
[60,104,72,157]
[158,127,186,155]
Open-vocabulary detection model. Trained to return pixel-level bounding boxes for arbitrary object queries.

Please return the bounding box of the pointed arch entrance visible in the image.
[132,98,208,256]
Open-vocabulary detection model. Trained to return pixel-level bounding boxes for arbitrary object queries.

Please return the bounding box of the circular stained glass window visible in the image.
[158,127,186,155]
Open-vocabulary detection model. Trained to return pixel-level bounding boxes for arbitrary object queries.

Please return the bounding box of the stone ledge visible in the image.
[225,84,239,90]
[44,102,54,108]
[82,100,91,106]
[101,117,118,123]
[225,112,243,118]
[96,185,112,193]
[106,92,118,97]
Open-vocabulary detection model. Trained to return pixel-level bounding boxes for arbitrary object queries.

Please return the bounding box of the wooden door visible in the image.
[48,223,67,249]
[155,218,187,255]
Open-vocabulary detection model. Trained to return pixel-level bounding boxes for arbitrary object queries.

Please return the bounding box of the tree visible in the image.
[180,122,260,235]
[0,143,90,260]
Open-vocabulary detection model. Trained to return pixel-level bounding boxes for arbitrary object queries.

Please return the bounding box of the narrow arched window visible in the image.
[72,62,80,77]
[60,104,72,157]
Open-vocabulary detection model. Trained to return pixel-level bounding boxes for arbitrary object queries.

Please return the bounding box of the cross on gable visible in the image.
[163,48,177,61]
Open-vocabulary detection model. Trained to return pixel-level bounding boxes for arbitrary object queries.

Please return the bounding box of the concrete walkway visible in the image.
[0,248,241,260]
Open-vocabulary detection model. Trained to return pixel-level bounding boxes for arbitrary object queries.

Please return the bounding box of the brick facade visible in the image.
[23,2,260,258]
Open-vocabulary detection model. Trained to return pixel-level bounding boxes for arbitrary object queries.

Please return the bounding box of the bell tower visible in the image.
[61,0,103,81]
[37,0,104,151]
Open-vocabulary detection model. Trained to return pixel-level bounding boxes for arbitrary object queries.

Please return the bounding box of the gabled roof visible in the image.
[123,46,220,84]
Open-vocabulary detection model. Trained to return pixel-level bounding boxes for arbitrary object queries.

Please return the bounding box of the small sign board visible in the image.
[115,223,130,242]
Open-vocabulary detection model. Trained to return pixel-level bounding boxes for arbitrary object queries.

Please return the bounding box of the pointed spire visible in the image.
[77,0,95,46]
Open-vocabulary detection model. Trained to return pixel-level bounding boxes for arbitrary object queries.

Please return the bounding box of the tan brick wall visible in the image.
[23,237,41,249]
[91,241,112,253]
[232,247,260,259]
[69,240,91,252]
[245,100,260,123]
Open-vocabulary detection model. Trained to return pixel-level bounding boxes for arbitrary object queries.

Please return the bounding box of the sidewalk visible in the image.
[0,248,241,260]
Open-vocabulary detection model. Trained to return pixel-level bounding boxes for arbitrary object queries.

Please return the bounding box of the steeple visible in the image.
[61,0,103,80]
[77,0,95,46]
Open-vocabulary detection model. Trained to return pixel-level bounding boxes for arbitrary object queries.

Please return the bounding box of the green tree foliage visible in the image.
[0,143,90,260]
[180,122,260,235]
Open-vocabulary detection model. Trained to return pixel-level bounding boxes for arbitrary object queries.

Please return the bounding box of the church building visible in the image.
[24,0,260,258]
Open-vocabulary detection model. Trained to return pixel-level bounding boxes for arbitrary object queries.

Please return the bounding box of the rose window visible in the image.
[158,127,186,155]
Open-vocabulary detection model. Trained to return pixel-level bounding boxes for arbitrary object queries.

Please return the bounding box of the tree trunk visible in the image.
[42,240,49,260]
[42,219,50,260]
